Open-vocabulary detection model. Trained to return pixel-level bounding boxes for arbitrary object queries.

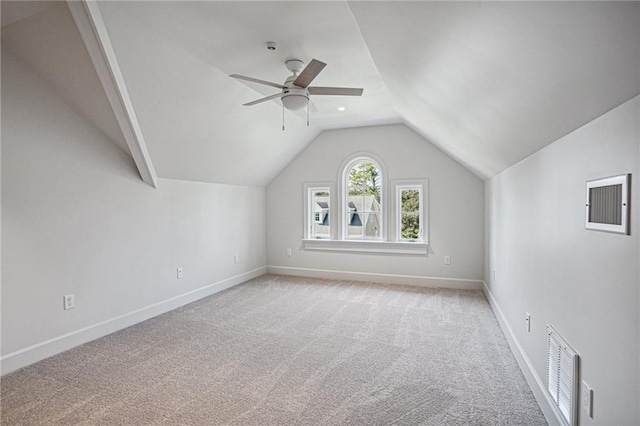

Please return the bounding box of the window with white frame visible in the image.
[344,158,383,240]
[304,185,331,239]
[302,156,428,256]
[394,181,427,242]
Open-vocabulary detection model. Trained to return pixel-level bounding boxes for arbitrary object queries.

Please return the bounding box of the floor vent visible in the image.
[547,325,579,426]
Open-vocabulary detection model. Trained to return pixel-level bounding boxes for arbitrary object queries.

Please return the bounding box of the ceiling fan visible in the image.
[230,59,364,112]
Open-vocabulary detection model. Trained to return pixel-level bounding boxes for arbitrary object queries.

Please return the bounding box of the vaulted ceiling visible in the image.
[3,1,639,185]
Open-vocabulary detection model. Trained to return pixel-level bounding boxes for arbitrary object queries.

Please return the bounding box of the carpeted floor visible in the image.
[1,274,547,425]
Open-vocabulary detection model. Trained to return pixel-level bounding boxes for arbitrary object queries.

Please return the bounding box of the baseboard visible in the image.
[482,281,564,426]
[1,267,266,375]
[267,266,482,290]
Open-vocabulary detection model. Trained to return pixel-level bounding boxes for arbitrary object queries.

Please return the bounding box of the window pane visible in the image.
[365,213,381,238]
[401,189,420,213]
[401,213,420,240]
[346,159,382,240]
[348,186,364,196]
[398,187,422,241]
[348,165,365,187]
[311,190,330,238]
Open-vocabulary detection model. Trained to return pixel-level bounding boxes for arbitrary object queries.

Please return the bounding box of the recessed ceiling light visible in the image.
[338,106,346,111]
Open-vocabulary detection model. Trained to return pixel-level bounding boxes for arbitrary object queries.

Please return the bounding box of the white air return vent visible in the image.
[547,325,579,426]
[585,174,630,234]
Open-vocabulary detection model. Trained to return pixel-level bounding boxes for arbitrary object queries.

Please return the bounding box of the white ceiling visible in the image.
[349,1,640,178]
[2,1,639,185]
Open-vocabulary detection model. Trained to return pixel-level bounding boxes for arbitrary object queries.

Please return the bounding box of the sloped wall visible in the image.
[1,51,266,373]
[266,124,484,287]
[485,96,639,425]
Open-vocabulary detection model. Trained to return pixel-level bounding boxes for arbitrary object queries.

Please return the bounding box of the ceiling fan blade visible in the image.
[308,86,364,96]
[230,74,285,90]
[292,59,327,88]
[242,92,282,106]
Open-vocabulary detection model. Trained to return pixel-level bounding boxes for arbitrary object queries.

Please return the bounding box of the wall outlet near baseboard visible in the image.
[176,267,184,279]
[286,248,292,257]
[63,294,75,310]
[444,255,451,265]
[234,254,239,264]
[583,381,593,418]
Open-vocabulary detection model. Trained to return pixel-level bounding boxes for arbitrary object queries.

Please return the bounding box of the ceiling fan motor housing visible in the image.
[285,59,305,74]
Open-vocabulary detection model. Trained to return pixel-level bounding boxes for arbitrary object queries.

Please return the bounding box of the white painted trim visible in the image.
[67,0,158,188]
[303,182,335,240]
[1,267,266,375]
[267,266,481,290]
[392,179,429,244]
[482,281,564,426]
[302,239,428,255]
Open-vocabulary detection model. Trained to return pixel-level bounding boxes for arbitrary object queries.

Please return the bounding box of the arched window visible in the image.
[303,154,428,255]
[344,157,383,240]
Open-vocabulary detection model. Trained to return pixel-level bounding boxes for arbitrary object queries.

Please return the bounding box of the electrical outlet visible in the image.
[525,313,531,332]
[234,254,239,264]
[444,255,451,265]
[286,248,292,257]
[176,267,184,279]
[63,294,75,310]
[583,381,593,418]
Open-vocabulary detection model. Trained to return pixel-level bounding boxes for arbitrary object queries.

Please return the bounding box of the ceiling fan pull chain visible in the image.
[282,101,285,131]
[307,98,310,127]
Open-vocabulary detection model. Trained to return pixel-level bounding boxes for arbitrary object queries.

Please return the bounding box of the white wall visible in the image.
[266,124,484,288]
[485,96,639,425]
[1,51,266,374]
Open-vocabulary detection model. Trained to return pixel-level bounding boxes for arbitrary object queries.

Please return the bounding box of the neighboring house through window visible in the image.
[303,153,428,255]
[304,184,331,239]
[344,157,383,240]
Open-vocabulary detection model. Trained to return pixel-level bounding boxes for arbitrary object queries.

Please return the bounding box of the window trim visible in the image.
[301,156,430,256]
[302,238,428,255]
[303,183,335,240]
[393,179,429,244]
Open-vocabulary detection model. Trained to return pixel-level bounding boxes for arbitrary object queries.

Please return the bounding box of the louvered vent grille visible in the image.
[585,174,630,235]
[588,184,622,225]
[547,325,579,426]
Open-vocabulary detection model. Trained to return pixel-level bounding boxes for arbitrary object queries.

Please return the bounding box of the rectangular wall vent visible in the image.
[547,325,579,426]
[585,174,630,234]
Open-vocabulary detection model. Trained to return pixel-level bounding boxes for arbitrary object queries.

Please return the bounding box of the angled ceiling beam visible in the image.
[67,0,158,188]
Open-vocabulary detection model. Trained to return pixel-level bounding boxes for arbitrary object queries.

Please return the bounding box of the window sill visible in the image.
[302,239,428,256]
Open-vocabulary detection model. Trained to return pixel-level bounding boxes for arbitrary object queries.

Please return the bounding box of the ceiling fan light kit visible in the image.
[230,58,364,129]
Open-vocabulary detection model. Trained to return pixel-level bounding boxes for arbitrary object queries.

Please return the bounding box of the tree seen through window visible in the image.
[400,188,421,239]
[346,160,382,239]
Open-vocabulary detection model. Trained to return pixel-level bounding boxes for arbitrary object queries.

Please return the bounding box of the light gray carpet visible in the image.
[1,274,547,425]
